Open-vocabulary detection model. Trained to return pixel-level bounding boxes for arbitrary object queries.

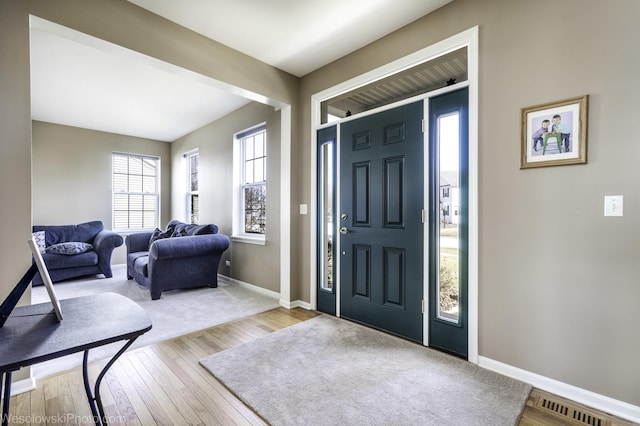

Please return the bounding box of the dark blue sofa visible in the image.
[32,221,123,285]
[126,220,230,300]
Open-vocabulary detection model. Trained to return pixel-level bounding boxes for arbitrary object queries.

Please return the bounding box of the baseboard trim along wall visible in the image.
[280,299,312,310]
[4,375,36,398]
[218,274,280,300]
[218,274,311,310]
[478,356,640,423]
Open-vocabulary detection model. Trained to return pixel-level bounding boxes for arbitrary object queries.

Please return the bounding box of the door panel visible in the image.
[428,88,469,357]
[339,102,423,342]
[353,162,370,226]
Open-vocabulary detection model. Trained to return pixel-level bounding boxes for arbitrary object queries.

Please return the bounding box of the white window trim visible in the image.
[184,149,199,225]
[232,123,267,245]
[112,151,161,233]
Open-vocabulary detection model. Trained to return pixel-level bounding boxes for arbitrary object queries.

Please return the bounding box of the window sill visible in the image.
[114,229,155,236]
[231,235,266,246]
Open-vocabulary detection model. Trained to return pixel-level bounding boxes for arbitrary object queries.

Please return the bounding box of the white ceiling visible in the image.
[30,0,451,142]
[127,0,452,78]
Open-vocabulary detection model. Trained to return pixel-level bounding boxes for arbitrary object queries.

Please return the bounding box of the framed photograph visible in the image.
[521,95,588,169]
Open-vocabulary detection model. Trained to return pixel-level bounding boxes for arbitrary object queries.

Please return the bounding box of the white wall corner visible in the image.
[478,356,640,424]
[279,299,312,310]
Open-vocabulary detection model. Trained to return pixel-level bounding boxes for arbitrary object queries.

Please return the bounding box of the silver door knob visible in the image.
[339,227,349,235]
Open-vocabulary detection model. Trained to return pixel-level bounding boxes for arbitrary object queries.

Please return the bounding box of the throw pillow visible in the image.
[46,242,93,255]
[149,227,173,248]
[171,228,189,238]
[172,223,216,236]
[32,231,46,254]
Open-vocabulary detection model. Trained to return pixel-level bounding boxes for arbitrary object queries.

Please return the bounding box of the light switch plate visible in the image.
[299,204,308,215]
[604,195,623,216]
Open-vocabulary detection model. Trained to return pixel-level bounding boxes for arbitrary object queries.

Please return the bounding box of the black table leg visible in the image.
[82,337,139,426]
[1,371,12,426]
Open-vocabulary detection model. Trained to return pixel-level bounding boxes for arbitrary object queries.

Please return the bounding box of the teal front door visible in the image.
[339,101,424,342]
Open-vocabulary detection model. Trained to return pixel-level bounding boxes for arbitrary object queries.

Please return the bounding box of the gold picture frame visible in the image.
[521,95,588,169]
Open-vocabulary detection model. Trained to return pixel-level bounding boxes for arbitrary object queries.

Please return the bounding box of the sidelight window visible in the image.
[437,113,461,323]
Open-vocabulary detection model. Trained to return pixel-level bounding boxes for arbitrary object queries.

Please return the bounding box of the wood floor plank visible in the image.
[128,348,203,425]
[109,362,156,426]
[64,369,94,423]
[55,376,75,425]
[13,392,30,426]
[103,366,141,425]
[29,379,46,426]
[41,375,60,424]
[87,358,118,414]
[117,355,174,426]
[174,357,266,426]
[149,344,239,426]
[161,336,265,425]
[134,348,206,425]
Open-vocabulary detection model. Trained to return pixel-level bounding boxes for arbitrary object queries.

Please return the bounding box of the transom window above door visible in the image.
[320,47,468,123]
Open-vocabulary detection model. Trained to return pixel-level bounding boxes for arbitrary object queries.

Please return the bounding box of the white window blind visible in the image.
[112,153,159,231]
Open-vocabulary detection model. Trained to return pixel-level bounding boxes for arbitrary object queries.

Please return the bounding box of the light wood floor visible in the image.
[7,308,636,425]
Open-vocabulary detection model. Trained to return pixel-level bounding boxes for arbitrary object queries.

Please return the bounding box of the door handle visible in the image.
[339,227,349,235]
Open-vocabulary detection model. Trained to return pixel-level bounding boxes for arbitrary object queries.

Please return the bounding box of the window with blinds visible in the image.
[112,153,159,231]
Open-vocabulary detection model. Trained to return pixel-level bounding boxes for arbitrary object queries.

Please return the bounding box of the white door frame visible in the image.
[310,26,478,364]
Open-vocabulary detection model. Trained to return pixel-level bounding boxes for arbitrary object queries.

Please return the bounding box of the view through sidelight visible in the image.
[437,112,460,323]
[320,142,334,293]
[316,126,337,315]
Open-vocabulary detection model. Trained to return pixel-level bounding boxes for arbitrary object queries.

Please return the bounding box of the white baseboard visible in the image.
[0,376,36,399]
[279,299,312,310]
[218,274,280,300]
[478,356,640,423]
[218,275,311,311]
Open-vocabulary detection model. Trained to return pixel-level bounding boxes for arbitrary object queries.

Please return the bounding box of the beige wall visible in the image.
[31,121,172,265]
[297,0,640,407]
[0,0,33,383]
[171,102,281,292]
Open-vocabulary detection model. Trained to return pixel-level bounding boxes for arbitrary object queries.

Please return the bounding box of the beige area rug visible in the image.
[31,264,280,378]
[201,315,532,426]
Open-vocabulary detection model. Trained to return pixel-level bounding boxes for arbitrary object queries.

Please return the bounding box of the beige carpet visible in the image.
[31,264,280,378]
[201,315,532,426]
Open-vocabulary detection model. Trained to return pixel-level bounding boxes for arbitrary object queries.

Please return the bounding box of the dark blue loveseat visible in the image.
[32,220,123,285]
[126,220,230,300]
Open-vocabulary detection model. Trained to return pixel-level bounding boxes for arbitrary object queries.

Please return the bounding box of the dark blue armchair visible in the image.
[126,220,230,300]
